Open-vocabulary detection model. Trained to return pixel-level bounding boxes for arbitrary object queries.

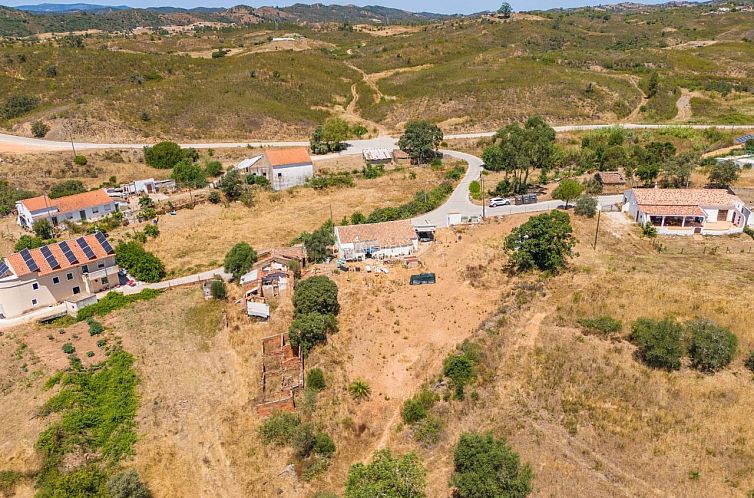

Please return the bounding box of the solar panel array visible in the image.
[76,237,96,260]
[58,241,78,265]
[0,261,9,276]
[735,134,754,144]
[95,231,114,254]
[20,248,39,272]
[40,246,60,270]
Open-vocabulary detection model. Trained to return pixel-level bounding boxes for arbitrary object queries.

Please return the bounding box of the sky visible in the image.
[1,0,699,15]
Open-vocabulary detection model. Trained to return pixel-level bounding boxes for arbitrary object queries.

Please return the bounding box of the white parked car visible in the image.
[489,197,511,207]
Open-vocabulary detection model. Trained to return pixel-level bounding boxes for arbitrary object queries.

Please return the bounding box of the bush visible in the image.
[208,191,221,204]
[413,416,442,447]
[31,120,50,138]
[259,412,302,446]
[50,180,86,199]
[246,174,271,188]
[0,180,36,216]
[171,160,207,188]
[630,318,685,370]
[293,276,339,316]
[219,169,243,201]
[210,279,226,300]
[469,180,481,200]
[362,164,385,179]
[87,319,104,336]
[452,432,533,498]
[143,141,186,169]
[348,379,371,400]
[401,387,437,424]
[1,95,39,119]
[204,160,223,177]
[115,242,165,283]
[443,354,476,397]
[223,242,257,280]
[687,318,737,373]
[504,211,575,274]
[76,289,161,321]
[33,219,54,239]
[106,469,151,498]
[445,165,465,180]
[574,195,598,217]
[313,432,336,457]
[62,343,75,354]
[345,449,426,498]
[745,351,754,373]
[577,315,622,337]
[307,368,326,391]
[73,155,88,166]
[15,234,46,251]
[289,312,338,357]
[642,221,657,238]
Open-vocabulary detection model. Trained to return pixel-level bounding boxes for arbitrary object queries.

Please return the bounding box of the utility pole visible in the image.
[480,173,485,220]
[592,208,601,249]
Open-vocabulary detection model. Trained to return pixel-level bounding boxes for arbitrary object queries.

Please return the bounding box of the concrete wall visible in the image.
[272,164,313,191]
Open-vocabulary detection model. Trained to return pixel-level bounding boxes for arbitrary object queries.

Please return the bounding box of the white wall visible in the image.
[272,164,314,191]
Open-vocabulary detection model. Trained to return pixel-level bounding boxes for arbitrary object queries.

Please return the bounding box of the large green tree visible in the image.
[292,276,339,316]
[707,160,740,188]
[50,180,86,199]
[398,120,443,164]
[115,242,165,283]
[223,242,257,280]
[452,432,533,498]
[171,160,207,189]
[552,179,584,208]
[144,141,187,169]
[288,312,338,357]
[504,210,576,273]
[310,117,351,154]
[218,169,243,201]
[687,318,737,373]
[345,449,426,498]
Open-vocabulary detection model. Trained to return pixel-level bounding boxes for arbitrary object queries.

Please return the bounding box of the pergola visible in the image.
[643,205,705,228]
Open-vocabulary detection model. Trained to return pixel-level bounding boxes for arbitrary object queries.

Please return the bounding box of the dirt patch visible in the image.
[23,321,109,372]
[353,25,424,37]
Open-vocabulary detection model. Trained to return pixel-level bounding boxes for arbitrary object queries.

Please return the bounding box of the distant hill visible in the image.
[15,3,130,13]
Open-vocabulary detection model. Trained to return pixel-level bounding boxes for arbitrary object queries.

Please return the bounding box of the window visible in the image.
[104,204,112,211]
[82,265,89,273]
[32,282,39,290]
[97,263,105,269]
[92,206,99,213]
[31,298,37,305]
[52,276,60,284]
[101,276,109,285]
[72,286,80,295]
[66,273,73,281]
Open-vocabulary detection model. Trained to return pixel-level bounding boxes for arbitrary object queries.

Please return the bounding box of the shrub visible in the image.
[345,449,426,498]
[630,318,684,370]
[86,351,95,358]
[452,432,533,498]
[143,224,159,238]
[62,343,74,354]
[289,312,338,357]
[87,319,104,336]
[504,211,575,274]
[363,164,384,179]
[76,289,160,321]
[31,120,50,138]
[313,432,336,457]
[246,174,271,188]
[50,180,86,199]
[259,411,302,446]
[293,276,339,316]
[205,161,223,177]
[348,379,371,400]
[219,169,243,201]
[33,219,54,239]
[1,95,39,119]
[15,234,46,251]
[223,242,257,280]
[745,351,754,373]
[642,221,657,238]
[577,315,622,337]
[413,416,442,447]
[106,469,151,498]
[443,354,476,397]
[574,195,598,217]
[401,387,437,424]
[115,242,165,283]
[208,191,221,204]
[210,280,226,300]
[143,141,185,169]
[469,180,481,200]
[307,368,326,391]
[687,318,737,373]
[445,165,465,180]
[73,155,88,166]
[171,160,207,188]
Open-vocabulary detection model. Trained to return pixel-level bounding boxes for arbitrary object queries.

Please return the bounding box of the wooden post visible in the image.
[592,209,601,250]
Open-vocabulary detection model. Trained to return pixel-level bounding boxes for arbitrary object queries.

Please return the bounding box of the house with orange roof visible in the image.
[622,188,749,236]
[0,233,119,318]
[15,189,120,230]
[246,147,314,191]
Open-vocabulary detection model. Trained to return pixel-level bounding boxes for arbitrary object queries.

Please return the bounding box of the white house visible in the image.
[622,188,748,236]
[0,233,118,318]
[334,220,419,261]
[16,189,120,229]
[246,148,314,191]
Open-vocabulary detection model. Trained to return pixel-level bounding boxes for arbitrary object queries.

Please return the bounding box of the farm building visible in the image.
[241,246,306,319]
[622,188,749,236]
[595,171,627,192]
[234,155,263,174]
[393,149,412,165]
[245,148,313,190]
[121,178,176,196]
[363,148,393,164]
[0,233,118,318]
[334,220,419,261]
[16,189,120,229]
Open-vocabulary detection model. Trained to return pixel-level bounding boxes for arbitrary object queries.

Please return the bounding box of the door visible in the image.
[79,210,87,220]
[717,210,728,222]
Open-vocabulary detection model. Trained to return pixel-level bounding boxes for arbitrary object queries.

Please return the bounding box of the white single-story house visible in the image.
[16,189,120,229]
[334,220,419,261]
[246,148,314,191]
[622,188,748,236]
[0,233,118,318]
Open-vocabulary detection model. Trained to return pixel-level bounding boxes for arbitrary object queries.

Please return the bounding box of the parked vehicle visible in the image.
[489,197,511,207]
[410,273,436,285]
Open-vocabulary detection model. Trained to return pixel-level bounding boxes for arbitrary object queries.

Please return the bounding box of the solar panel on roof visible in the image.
[0,261,9,276]
[58,241,78,265]
[19,248,39,272]
[735,134,754,144]
[94,231,114,254]
[40,246,60,269]
[76,237,96,260]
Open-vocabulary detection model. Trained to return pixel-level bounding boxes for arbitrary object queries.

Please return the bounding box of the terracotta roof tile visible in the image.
[632,188,741,207]
[598,171,626,185]
[264,147,312,167]
[641,205,705,217]
[20,195,55,212]
[336,220,417,247]
[20,189,113,214]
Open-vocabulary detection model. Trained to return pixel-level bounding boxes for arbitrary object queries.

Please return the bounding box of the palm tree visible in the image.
[348,379,371,400]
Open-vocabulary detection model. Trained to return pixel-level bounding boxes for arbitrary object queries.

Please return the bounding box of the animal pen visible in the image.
[255,333,304,416]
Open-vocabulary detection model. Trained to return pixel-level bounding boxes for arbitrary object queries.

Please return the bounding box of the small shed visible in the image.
[64,294,98,317]
[363,148,393,164]
[393,149,411,165]
[247,301,271,320]
[595,171,627,192]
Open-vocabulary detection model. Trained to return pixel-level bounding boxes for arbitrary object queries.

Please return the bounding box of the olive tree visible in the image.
[223,242,257,280]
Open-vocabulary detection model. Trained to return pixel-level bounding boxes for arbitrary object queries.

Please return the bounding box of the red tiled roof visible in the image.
[597,171,626,185]
[632,188,740,207]
[264,147,312,167]
[336,220,417,247]
[20,189,113,214]
[4,233,113,277]
[641,205,705,217]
